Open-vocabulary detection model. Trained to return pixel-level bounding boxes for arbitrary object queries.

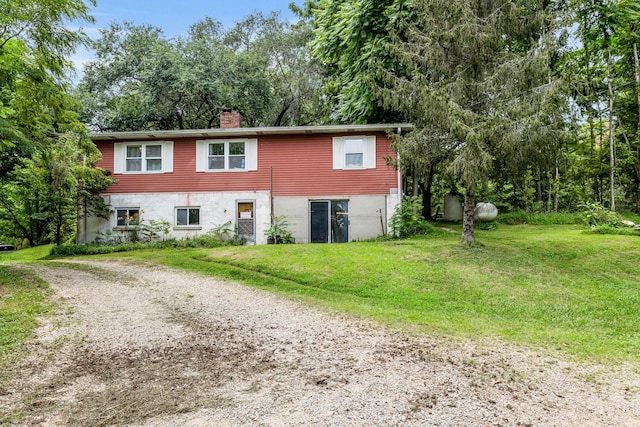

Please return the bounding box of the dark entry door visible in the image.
[310,200,349,243]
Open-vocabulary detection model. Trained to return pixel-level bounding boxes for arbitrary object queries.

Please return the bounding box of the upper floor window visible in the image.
[333,135,377,170]
[126,144,162,172]
[196,139,257,172]
[207,142,246,170]
[114,141,174,174]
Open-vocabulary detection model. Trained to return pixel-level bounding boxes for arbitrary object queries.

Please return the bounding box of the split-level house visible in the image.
[82,111,412,244]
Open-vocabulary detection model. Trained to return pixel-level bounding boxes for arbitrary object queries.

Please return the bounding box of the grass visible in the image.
[0,245,53,263]
[78,224,640,363]
[0,265,52,385]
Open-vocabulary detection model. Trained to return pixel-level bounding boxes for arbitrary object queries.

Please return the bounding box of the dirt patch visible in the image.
[1,260,639,426]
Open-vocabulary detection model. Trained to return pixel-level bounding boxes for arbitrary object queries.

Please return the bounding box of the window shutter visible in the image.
[163,141,174,173]
[245,139,258,171]
[114,143,124,174]
[195,140,207,172]
[333,137,344,169]
[365,136,377,169]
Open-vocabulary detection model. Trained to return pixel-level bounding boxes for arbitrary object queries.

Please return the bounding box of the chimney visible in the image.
[220,109,241,128]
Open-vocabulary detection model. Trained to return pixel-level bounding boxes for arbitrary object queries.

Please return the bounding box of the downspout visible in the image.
[270,166,274,223]
[396,127,403,205]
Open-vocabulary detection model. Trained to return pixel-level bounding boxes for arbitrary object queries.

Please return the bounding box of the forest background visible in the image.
[1,0,640,246]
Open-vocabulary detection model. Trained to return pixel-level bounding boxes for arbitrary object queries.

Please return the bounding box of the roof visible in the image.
[90,123,414,141]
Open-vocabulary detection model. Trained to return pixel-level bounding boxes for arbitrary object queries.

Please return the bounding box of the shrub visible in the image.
[496,211,582,226]
[588,224,639,236]
[390,196,437,238]
[265,215,294,244]
[579,201,623,228]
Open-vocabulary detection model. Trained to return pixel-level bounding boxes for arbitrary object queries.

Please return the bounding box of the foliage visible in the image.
[264,215,294,244]
[587,224,639,235]
[77,13,327,131]
[307,0,410,123]
[389,195,436,238]
[496,212,583,226]
[50,231,244,257]
[0,0,112,247]
[208,221,236,243]
[579,201,624,227]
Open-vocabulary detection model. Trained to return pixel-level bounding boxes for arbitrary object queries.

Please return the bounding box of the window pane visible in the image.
[209,143,224,156]
[229,156,245,169]
[345,153,363,168]
[146,145,162,158]
[126,145,142,158]
[208,157,224,169]
[128,209,140,224]
[116,209,128,226]
[146,159,162,171]
[126,159,142,171]
[176,209,187,225]
[229,142,245,155]
[344,139,363,154]
[188,209,200,225]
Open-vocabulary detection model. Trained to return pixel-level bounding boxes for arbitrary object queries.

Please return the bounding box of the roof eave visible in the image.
[89,123,414,141]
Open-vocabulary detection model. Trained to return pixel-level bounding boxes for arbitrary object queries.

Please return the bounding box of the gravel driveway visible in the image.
[2,260,639,426]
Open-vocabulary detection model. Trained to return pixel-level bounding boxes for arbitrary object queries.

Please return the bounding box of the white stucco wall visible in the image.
[83,189,401,245]
[84,191,271,244]
[273,193,397,243]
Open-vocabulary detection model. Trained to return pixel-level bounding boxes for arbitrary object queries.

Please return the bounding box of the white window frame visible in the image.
[196,139,258,172]
[175,206,201,229]
[113,141,174,174]
[332,135,377,170]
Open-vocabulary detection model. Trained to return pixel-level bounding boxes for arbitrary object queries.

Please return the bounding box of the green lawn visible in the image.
[86,224,640,362]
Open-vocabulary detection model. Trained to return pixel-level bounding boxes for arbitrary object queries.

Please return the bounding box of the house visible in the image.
[83,112,412,245]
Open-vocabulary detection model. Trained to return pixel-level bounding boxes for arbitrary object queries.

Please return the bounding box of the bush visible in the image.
[50,232,245,257]
[496,211,530,225]
[390,196,437,238]
[496,211,582,226]
[588,224,639,236]
[579,201,623,228]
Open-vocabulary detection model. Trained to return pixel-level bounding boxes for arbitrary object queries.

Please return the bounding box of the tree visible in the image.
[78,12,327,131]
[308,0,410,123]
[564,0,640,212]
[376,0,566,243]
[0,0,113,246]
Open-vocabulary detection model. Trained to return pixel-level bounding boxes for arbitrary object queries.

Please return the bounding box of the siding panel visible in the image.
[95,133,397,196]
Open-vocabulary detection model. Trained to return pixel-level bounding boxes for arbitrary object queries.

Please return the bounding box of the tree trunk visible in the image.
[632,35,640,201]
[633,35,640,145]
[461,187,475,245]
[607,44,616,211]
[553,165,559,213]
[421,165,434,220]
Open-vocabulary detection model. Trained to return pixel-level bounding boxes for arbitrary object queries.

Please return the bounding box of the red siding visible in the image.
[95,132,397,196]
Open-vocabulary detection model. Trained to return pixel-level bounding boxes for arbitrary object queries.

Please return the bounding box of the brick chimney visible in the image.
[220,109,241,128]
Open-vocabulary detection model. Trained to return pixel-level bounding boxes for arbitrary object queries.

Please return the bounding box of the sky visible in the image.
[71,0,304,73]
